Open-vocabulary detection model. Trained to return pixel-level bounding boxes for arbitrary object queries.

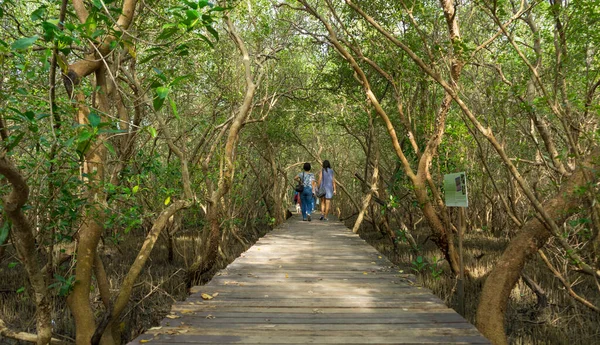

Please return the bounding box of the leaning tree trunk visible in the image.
[188,15,259,285]
[476,158,596,344]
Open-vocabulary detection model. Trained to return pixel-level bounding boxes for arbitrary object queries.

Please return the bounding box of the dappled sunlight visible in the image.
[129,216,488,344]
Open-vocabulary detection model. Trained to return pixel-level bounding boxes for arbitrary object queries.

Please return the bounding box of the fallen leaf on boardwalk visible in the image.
[148,327,162,331]
[212,292,219,298]
[206,315,216,319]
[378,256,382,259]
[363,272,368,275]
[179,329,189,334]
[307,290,314,294]
[140,340,151,343]
[166,314,180,319]
[313,309,323,314]
[285,273,289,278]
[201,293,213,300]
[371,262,376,264]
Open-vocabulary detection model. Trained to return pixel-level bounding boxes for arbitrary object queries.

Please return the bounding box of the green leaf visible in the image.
[147,126,157,138]
[8,262,19,269]
[153,97,166,111]
[186,9,200,21]
[169,98,179,119]
[153,68,167,82]
[169,75,190,86]
[207,26,219,41]
[210,6,227,12]
[88,112,101,127]
[156,86,170,99]
[158,27,178,40]
[11,35,39,51]
[7,132,25,151]
[30,6,47,21]
[153,86,170,111]
[132,185,139,194]
[0,221,10,246]
[183,0,198,9]
[139,53,160,64]
[164,196,171,205]
[16,287,25,294]
[197,34,214,48]
[76,130,93,143]
[104,141,116,155]
[91,29,106,39]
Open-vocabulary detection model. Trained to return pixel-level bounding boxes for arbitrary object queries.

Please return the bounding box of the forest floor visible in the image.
[351,219,600,345]
[0,221,271,344]
[1,214,599,345]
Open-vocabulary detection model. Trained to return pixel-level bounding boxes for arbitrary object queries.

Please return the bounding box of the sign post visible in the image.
[443,172,468,316]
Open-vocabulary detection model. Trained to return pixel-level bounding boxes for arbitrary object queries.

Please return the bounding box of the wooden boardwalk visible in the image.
[129,214,490,344]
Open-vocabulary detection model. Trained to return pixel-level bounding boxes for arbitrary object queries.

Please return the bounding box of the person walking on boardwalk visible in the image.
[295,162,317,221]
[317,160,336,221]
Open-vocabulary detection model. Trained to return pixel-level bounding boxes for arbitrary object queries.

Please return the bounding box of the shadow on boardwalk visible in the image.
[129,213,491,344]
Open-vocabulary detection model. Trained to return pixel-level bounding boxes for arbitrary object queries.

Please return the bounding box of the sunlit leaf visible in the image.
[156,86,170,99]
[147,126,157,138]
[164,196,171,205]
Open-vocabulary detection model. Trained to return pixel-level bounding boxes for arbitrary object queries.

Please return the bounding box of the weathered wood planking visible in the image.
[128,215,490,344]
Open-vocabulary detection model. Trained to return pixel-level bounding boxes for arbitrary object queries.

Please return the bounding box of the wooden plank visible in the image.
[128,215,490,345]
[130,334,490,344]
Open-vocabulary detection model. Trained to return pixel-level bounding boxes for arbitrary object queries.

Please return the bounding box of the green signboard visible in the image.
[444,172,468,207]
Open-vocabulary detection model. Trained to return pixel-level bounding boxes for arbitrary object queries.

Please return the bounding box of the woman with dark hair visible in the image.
[317,160,336,221]
[294,162,317,221]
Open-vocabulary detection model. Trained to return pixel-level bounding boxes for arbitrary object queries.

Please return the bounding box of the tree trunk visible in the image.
[0,154,52,345]
[476,160,593,345]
